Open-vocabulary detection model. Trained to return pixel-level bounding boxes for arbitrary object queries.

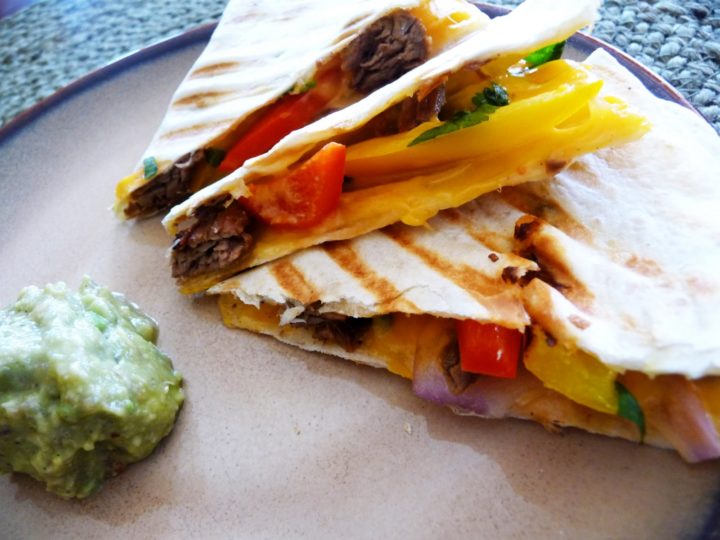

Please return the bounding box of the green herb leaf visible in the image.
[299,79,317,92]
[524,41,566,69]
[409,83,509,146]
[143,157,158,180]
[478,83,510,107]
[616,382,646,441]
[205,147,226,168]
[374,314,394,331]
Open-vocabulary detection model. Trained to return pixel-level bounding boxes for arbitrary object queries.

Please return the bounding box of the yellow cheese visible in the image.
[524,327,619,415]
[217,296,447,380]
[411,0,489,55]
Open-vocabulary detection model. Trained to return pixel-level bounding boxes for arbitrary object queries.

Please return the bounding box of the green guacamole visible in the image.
[0,277,184,499]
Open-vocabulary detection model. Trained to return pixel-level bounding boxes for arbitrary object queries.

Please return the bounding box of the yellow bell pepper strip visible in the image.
[344,77,605,180]
[693,377,720,435]
[524,327,619,415]
[179,97,646,295]
[408,83,510,146]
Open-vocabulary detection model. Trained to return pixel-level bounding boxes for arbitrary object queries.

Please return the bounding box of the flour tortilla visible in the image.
[213,48,720,379]
[209,50,720,458]
[162,0,615,297]
[115,0,488,217]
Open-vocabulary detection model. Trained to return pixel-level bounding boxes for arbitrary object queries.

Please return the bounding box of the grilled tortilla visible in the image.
[162,0,649,294]
[211,50,720,463]
[114,0,489,219]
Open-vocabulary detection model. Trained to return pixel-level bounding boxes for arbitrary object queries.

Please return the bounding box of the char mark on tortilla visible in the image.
[171,199,253,278]
[343,10,429,95]
[125,151,205,219]
[291,303,372,352]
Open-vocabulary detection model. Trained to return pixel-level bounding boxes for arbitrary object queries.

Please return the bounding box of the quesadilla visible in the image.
[114,0,490,219]
[162,0,648,295]
[210,49,720,463]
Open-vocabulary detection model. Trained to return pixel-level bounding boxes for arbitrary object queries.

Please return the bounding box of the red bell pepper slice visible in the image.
[219,70,341,173]
[242,142,346,228]
[456,320,523,379]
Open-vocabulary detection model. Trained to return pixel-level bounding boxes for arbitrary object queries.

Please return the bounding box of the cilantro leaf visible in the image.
[299,79,317,92]
[143,157,158,180]
[616,382,646,441]
[408,83,509,146]
[524,41,566,69]
[205,147,226,168]
[478,83,510,107]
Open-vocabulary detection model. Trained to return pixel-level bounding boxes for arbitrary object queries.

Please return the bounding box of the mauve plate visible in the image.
[0,5,718,539]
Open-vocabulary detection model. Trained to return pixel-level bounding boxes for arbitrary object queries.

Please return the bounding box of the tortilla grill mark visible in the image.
[321,241,419,313]
[189,61,241,78]
[568,314,591,330]
[381,224,526,321]
[512,215,595,309]
[269,260,319,306]
[160,119,234,141]
[545,159,568,175]
[501,186,591,244]
[172,91,234,109]
[441,206,517,255]
[624,254,663,278]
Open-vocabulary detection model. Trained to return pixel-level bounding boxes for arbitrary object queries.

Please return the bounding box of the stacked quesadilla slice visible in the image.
[210,50,720,463]
[114,0,490,219]
[160,0,650,294]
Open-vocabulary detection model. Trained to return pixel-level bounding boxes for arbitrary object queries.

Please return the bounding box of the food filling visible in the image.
[125,151,205,218]
[343,10,429,94]
[290,302,372,352]
[171,198,254,278]
[218,296,720,463]
[172,51,648,289]
[125,9,431,219]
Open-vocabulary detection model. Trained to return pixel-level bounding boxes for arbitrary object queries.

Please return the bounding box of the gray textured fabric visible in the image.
[0,0,718,131]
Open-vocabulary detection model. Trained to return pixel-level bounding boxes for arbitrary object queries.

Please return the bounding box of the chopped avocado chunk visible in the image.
[0,277,184,499]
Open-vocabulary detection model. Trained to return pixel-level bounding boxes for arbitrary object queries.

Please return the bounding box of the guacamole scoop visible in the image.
[0,277,184,499]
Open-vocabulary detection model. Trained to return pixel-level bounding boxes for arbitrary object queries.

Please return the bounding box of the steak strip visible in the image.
[171,199,253,279]
[125,151,205,219]
[292,303,372,352]
[368,84,446,136]
[441,339,477,395]
[343,11,429,95]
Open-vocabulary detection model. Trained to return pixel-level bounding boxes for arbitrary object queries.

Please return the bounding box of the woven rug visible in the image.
[0,0,718,131]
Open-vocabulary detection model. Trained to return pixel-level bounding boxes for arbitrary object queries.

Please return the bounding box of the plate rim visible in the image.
[0,5,717,537]
[0,5,708,143]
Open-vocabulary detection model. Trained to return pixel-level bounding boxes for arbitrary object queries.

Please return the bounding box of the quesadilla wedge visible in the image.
[162,0,648,295]
[114,0,490,219]
[210,50,720,463]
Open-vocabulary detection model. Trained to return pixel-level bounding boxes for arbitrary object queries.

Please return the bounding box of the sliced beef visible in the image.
[368,84,446,136]
[171,199,253,278]
[343,11,428,95]
[125,151,205,219]
[441,340,477,395]
[292,304,372,352]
